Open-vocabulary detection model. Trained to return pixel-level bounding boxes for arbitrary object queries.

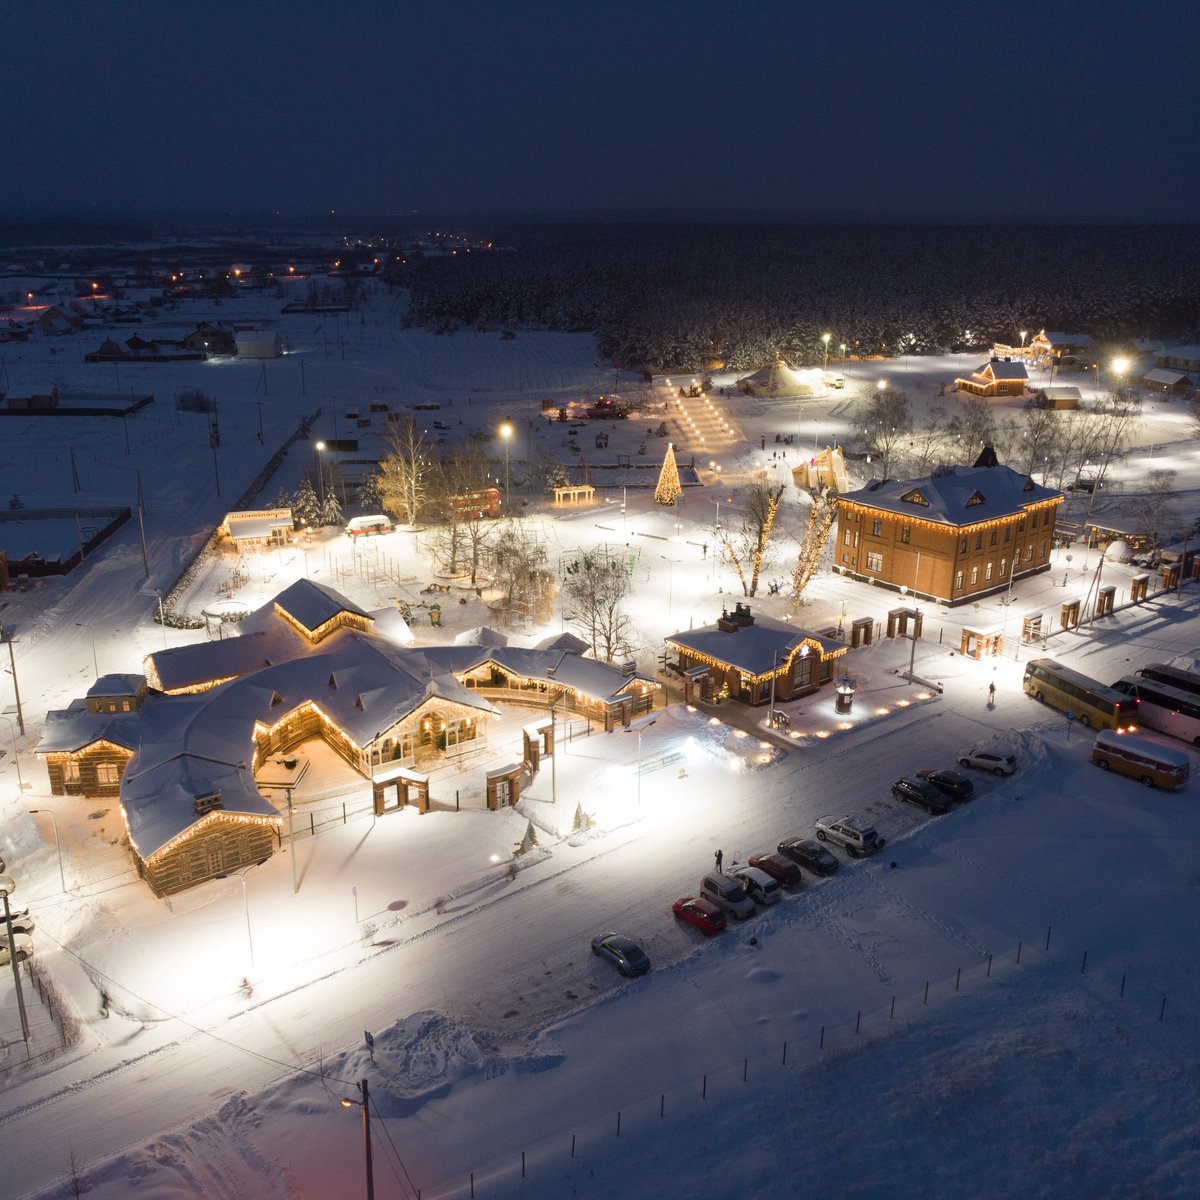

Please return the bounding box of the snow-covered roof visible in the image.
[1143,368,1192,386]
[667,614,844,677]
[225,513,294,541]
[273,578,372,636]
[1041,331,1092,346]
[37,700,141,754]
[1038,385,1082,399]
[1161,344,1200,360]
[87,673,146,698]
[455,626,509,647]
[975,359,1028,381]
[737,357,825,396]
[839,463,1061,527]
[535,631,589,654]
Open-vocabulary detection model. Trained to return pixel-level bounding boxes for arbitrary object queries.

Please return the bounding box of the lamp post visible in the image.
[1111,355,1130,402]
[74,623,99,678]
[840,343,847,374]
[626,716,657,809]
[314,440,326,508]
[0,714,25,790]
[499,422,513,509]
[340,1080,375,1200]
[821,332,831,374]
[28,810,66,893]
[236,866,256,973]
[0,877,30,1043]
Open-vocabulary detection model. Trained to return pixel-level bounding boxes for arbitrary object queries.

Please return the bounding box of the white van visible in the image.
[731,866,781,905]
[699,872,756,920]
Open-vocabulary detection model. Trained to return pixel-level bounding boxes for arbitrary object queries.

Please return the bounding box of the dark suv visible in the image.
[891,776,952,814]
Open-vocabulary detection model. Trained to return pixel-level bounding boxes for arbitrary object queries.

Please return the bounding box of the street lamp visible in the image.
[28,810,66,893]
[236,865,256,973]
[314,441,326,507]
[1020,330,1027,350]
[0,876,31,1043]
[74,623,99,678]
[0,714,25,790]
[1112,355,1130,401]
[499,422,513,509]
[821,332,831,374]
[340,1080,375,1200]
[840,343,847,374]
[625,716,657,809]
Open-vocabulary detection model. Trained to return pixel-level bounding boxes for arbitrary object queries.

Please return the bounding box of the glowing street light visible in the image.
[314,440,326,507]
[499,422,513,509]
[625,716,657,809]
[840,342,847,373]
[340,1080,375,1200]
[1020,330,1027,349]
[822,332,831,374]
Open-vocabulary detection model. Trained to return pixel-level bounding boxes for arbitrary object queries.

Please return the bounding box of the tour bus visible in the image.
[1022,658,1139,731]
[345,514,392,537]
[1112,676,1200,746]
[1136,663,1200,698]
[1091,729,1190,790]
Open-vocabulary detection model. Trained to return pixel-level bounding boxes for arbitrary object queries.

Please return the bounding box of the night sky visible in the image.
[4,0,1198,223]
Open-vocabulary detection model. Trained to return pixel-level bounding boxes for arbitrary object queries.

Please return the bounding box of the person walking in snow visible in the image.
[714,849,723,871]
[988,681,996,705]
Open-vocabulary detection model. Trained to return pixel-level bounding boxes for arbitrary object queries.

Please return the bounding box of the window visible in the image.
[954,570,964,591]
[900,525,911,544]
[63,760,81,785]
[841,553,849,564]
[1026,543,1034,562]
[970,566,979,586]
[975,532,983,550]
[959,536,968,553]
[1018,517,1026,533]
[1040,540,1048,559]
[866,551,883,573]
[989,529,998,547]
[97,762,121,785]
[844,528,851,545]
[1000,558,1008,577]
[985,562,993,582]
[1003,525,1011,542]
[853,531,859,548]
[871,518,883,537]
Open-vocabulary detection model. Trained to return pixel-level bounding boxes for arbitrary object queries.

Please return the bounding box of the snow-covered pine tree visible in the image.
[292,478,321,527]
[320,491,344,527]
[358,470,384,512]
[654,442,682,506]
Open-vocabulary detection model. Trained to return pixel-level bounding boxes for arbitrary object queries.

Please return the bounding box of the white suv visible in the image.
[814,815,885,858]
[956,748,1018,777]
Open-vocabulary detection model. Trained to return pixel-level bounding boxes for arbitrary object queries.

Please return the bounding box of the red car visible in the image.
[747,852,803,888]
[671,896,727,936]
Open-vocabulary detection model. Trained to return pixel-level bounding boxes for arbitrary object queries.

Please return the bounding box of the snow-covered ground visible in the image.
[1,283,1198,1199]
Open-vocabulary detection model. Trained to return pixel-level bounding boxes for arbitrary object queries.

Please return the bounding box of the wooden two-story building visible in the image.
[833,455,1063,606]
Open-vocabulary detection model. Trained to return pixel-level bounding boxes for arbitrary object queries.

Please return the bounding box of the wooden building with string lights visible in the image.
[833,454,1064,606]
[666,604,847,706]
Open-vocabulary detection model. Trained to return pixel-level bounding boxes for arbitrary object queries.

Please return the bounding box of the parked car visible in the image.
[0,933,33,966]
[891,776,952,814]
[590,932,651,977]
[956,748,1018,776]
[914,768,975,802]
[776,837,840,876]
[814,816,885,858]
[730,866,782,905]
[0,909,34,935]
[747,852,803,887]
[672,896,727,936]
[699,872,756,920]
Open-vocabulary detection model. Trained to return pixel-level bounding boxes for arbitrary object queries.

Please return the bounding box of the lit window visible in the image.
[866,551,883,573]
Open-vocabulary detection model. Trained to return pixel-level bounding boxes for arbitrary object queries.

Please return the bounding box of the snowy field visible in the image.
[0,282,1198,1199]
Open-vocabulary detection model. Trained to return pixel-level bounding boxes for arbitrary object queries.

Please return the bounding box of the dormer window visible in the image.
[194,792,222,815]
[965,491,985,507]
[899,488,929,506]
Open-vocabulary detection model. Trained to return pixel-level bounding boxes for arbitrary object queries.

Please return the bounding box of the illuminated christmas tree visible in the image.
[654,442,682,506]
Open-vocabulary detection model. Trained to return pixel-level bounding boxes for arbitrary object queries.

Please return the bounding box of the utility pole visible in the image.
[2,628,25,735]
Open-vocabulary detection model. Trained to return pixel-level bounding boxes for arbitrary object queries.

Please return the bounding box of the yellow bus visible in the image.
[1023,658,1139,731]
[1091,729,1189,790]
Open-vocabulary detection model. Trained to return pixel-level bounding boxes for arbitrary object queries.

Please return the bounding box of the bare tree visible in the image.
[946,395,998,461]
[862,389,912,480]
[1129,468,1178,552]
[908,405,950,477]
[429,444,496,581]
[377,418,433,527]
[717,476,785,598]
[490,520,557,624]
[561,547,635,661]
[791,486,839,602]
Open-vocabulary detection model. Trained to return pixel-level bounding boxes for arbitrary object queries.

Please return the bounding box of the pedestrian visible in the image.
[761,436,766,449]
[714,848,723,871]
[702,541,708,559]
[988,681,996,703]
